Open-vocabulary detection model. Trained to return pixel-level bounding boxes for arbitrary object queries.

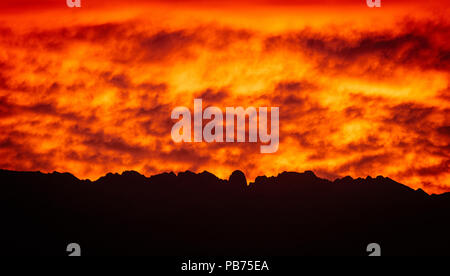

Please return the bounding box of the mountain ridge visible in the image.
[0,168,435,195]
[1,168,450,256]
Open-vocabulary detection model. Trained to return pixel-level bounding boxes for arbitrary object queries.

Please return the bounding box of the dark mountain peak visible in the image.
[375,175,402,184]
[199,170,216,178]
[94,171,148,185]
[276,171,325,185]
[416,188,429,197]
[229,170,247,188]
[177,170,222,187]
[95,172,120,183]
[198,171,222,182]
[50,171,76,177]
[120,170,148,183]
[334,175,354,184]
[177,170,197,178]
[106,172,120,178]
[304,170,317,177]
[147,172,177,186]
[48,171,79,182]
[253,175,269,185]
[121,170,144,177]
[278,171,318,178]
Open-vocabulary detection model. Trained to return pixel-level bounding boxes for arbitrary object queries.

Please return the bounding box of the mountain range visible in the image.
[1,169,449,256]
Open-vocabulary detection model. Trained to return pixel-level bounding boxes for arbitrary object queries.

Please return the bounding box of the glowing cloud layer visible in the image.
[0,1,449,193]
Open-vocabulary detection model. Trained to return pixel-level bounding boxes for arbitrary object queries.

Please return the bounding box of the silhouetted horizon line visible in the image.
[0,168,442,195]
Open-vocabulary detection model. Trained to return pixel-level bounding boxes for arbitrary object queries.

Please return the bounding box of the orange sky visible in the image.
[0,0,449,193]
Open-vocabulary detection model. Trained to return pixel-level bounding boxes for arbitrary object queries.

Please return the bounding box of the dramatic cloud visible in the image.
[0,1,449,193]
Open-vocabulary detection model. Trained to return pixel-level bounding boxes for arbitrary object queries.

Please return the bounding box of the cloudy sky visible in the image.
[0,0,449,193]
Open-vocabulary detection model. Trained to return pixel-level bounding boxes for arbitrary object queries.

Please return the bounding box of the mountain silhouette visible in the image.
[0,169,449,256]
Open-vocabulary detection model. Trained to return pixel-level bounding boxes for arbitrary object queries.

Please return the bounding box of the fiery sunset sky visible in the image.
[0,0,449,193]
